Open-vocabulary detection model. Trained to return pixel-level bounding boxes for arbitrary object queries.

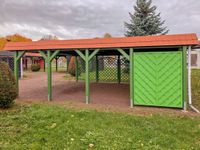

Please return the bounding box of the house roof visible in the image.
[3,33,198,51]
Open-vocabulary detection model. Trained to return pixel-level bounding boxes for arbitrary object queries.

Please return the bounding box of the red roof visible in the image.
[3,33,198,51]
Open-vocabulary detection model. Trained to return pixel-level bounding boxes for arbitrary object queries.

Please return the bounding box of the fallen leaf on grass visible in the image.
[88,143,94,148]
[50,123,57,129]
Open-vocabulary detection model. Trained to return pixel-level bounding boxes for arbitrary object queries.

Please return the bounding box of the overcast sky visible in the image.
[0,0,199,40]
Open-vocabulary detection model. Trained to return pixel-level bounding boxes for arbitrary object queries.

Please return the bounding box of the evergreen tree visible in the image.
[125,0,169,36]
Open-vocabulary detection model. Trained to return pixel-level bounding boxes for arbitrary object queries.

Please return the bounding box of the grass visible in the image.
[0,104,200,150]
[192,69,200,110]
[0,69,200,149]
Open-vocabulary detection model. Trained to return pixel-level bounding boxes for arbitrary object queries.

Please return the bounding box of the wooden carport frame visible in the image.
[4,33,198,110]
[12,47,186,109]
[13,48,134,106]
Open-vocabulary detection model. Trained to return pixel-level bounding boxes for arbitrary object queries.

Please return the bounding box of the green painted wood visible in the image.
[55,57,58,72]
[39,51,47,60]
[14,51,19,95]
[39,50,60,101]
[117,48,130,61]
[133,51,183,108]
[129,48,134,107]
[75,50,86,61]
[17,51,26,60]
[14,51,25,95]
[182,46,188,109]
[117,55,121,84]
[76,49,100,104]
[66,56,68,74]
[50,50,60,61]
[75,56,78,82]
[89,49,100,61]
[47,51,52,101]
[96,55,99,82]
[85,49,90,104]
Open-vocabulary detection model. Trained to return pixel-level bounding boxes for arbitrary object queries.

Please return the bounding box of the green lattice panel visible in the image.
[133,52,183,108]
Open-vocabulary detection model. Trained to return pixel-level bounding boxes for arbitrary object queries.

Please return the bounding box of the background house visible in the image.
[191,41,200,69]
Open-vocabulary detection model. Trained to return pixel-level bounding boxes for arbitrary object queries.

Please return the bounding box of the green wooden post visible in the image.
[55,57,58,72]
[75,56,79,82]
[85,50,90,104]
[130,48,134,108]
[66,56,68,74]
[39,50,60,101]
[117,48,133,107]
[75,49,99,104]
[96,55,99,82]
[182,46,188,110]
[47,51,52,101]
[117,55,121,84]
[14,51,26,96]
[14,51,19,94]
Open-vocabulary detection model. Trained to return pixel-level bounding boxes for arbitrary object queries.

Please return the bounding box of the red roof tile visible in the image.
[3,33,198,51]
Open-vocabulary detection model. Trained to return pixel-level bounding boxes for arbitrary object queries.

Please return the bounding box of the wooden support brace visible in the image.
[117,48,130,61]
[50,50,60,61]
[75,49,100,104]
[39,51,47,60]
[17,51,26,61]
[89,49,100,61]
[75,50,86,61]
[38,50,60,101]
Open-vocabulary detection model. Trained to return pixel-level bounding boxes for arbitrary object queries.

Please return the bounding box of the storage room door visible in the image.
[133,51,183,108]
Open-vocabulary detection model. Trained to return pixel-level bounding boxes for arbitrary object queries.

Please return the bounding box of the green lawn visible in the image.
[0,104,200,150]
[192,69,200,110]
[1,70,200,149]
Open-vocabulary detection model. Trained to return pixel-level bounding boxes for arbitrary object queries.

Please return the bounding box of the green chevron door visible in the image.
[133,51,183,108]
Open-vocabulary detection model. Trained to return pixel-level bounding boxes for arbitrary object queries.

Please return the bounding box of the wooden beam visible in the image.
[50,50,60,61]
[75,50,86,61]
[17,51,26,60]
[129,48,134,108]
[85,49,90,104]
[117,48,130,61]
[39,51,47,60]
[89,49,100,61]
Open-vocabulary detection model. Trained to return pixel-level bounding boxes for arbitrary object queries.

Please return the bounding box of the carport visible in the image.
[3,33,199,110]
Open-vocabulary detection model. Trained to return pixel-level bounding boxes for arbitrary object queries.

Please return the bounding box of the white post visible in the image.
[20,58,23,79]
[188,46,192,105]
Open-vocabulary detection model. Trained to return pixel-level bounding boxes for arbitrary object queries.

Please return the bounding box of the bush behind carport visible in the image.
[0,62,17,108]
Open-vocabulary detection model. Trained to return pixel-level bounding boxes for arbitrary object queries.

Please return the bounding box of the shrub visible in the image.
[31,64,41,72]
[68,57,81,77]
[0,62,17,108]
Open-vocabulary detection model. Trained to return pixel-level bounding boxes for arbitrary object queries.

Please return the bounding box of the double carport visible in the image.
[3,33,199,111]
